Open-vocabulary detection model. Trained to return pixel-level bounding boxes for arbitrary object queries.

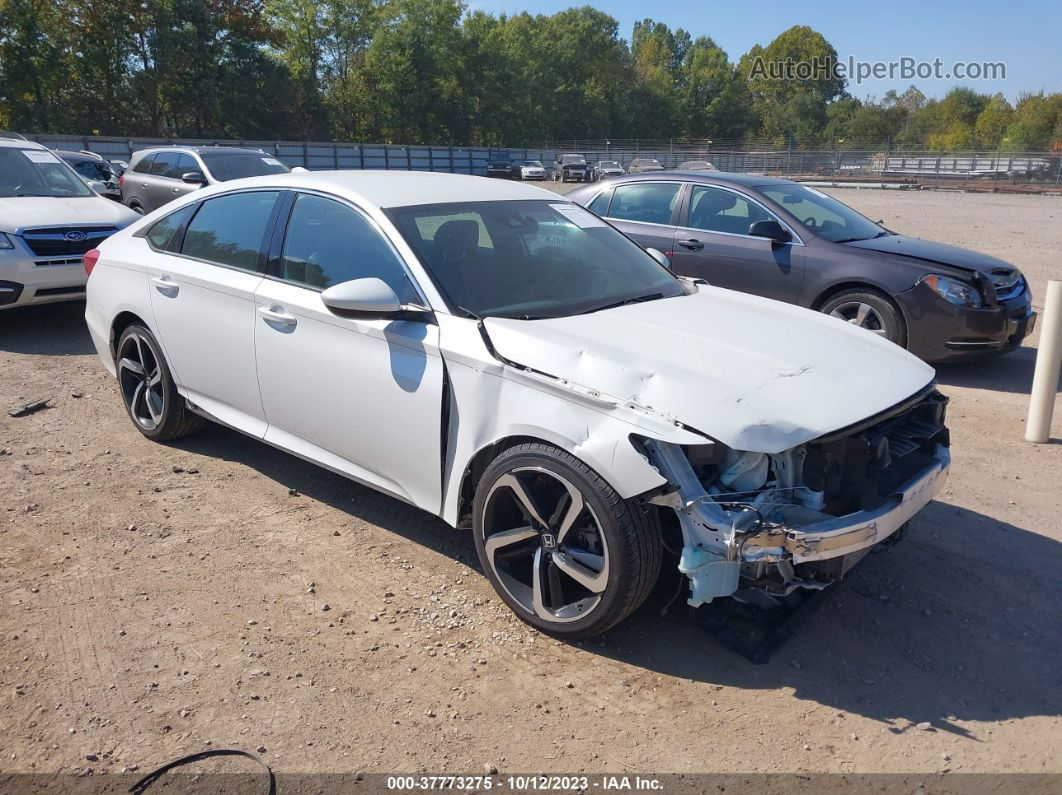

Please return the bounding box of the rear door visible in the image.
[124,153,156,208]
[146,190,282,435]
[145,152,182,211]
[598,181,682,257]
[669,183,806,303]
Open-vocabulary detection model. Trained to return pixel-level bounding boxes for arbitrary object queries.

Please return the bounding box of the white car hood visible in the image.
[0,196,138,233]
[482,286,934,453]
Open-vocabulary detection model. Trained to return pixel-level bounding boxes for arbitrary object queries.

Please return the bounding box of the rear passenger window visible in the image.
[608,182,681,225]
[131,154,155,174]
[145,204,196,251]
[181,191,279,271]
[280,193,417,301]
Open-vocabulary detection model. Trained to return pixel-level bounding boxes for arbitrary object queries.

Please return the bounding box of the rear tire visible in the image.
[473,442,661,639]
[115,324,204,442]
[820,289,907,348]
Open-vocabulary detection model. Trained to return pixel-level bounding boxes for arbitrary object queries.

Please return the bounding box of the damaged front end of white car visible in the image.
[638,386,950,607]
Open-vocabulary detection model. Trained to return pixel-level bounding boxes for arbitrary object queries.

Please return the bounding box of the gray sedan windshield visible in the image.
[389,200,683,319]
[759,184,885,243]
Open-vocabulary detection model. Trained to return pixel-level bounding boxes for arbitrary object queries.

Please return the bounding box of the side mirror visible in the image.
[181,171,205,184]
[748,219,791,243]
[646,247,671,269]
[321,277,402,317]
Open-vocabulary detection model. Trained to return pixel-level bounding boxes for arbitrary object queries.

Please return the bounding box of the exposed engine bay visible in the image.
[641,387,951,606]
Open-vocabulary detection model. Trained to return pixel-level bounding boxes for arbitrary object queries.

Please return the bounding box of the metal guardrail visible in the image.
[19,133,1062,189]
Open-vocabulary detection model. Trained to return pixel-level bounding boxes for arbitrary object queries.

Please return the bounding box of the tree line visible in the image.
[1,0,1059,152]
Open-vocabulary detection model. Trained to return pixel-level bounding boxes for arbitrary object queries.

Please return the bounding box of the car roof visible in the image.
[198,170,560,209]
[604,170,792,187]
[134,145,267,157]
[0,138,46,150]
[56,150,103,162]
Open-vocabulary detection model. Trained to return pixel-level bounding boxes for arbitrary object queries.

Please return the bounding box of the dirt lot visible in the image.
[1,189,1060,780]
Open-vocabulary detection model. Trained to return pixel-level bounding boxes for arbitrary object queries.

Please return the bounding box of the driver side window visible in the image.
[280,193,418,302]
[687,185,774,236]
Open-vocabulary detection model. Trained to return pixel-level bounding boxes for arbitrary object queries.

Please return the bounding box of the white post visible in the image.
[1025,279,1062,443]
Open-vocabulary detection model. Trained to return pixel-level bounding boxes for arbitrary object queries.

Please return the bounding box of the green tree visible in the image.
[974,93,1013,149]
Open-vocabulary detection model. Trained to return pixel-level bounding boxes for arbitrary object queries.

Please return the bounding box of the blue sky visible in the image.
[468,0,1060,102]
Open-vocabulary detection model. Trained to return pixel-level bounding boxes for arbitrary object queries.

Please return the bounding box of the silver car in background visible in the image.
[120,145,290,214]
[57,150,122,201]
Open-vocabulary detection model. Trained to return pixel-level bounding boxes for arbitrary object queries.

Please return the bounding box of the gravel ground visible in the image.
[0,188,1059,779]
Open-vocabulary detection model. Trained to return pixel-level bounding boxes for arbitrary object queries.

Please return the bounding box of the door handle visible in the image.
[139,182,148,188]
[151,275,179,296]
[677,238,704,250]
[171,186,181,193]
[257,305,297,330]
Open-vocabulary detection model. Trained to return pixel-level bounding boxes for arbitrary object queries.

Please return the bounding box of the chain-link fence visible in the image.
[18,133,1062,191]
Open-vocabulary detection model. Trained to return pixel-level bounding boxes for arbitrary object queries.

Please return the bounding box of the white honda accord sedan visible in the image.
[85,171,951,639]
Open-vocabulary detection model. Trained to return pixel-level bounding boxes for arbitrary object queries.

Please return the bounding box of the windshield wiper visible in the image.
[834,231,890,244]
[578,292,666,315]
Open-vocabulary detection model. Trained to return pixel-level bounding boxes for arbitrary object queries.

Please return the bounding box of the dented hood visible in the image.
[483,286,934,453]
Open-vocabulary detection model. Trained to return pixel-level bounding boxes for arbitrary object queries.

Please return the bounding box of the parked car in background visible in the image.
[568,172,1035,362]
[0,138,138,310]
[676,160,717,172]
[511,159,547,180]
[592,160,624,180]
[627,158,664,174]
[553,153,590,182]
[85,170,949,639]
[108,159,128,176]
[120,145,290,214]
[486,157,513,178]
[57,150,121,201]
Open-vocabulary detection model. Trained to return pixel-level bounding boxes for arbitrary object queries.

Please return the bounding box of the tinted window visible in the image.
[389,199,683,319]
[131,154,155,174]
[608,182,681,225]
[175,153,198,177]
[145,204,196,251]
[688,185,773,236]
[279,194,417,301]
[150,152,182,178]
[586,190,611,215]
[181,191,279,270]
[199,153,289,182]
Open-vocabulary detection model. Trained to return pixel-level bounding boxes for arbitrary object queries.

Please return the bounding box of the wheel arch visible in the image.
[810,281,910,341]
[110,310,152,359]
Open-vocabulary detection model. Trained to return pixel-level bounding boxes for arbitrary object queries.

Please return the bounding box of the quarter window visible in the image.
[181,191,279,271]
[586,190,611,216]
[145,204,196,251]
[607,182,681,225]
[279,193,417,301]
[687,185,774,236]
[131,154,155,174]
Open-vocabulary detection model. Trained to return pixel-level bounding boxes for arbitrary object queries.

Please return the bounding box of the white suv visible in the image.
[0,138,138,310]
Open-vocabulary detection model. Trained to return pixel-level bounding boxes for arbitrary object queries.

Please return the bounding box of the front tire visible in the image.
[116,324,204,441]
[473,442,661,639]
[820,289,907,348]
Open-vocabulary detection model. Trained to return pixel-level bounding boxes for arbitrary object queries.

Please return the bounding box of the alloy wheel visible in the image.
[829,301,887,336]
[480,467,610,623]
[117,332,165,430]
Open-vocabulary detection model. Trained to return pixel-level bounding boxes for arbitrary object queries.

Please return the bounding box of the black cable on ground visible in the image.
[129,748,275,794]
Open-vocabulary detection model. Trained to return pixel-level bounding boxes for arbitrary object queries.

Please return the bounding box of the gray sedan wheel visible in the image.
[820,290,906,348]
[472,442,661,639]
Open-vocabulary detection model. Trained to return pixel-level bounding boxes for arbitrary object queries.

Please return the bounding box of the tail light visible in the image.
[83,249,101,277]
[118,175,124,189]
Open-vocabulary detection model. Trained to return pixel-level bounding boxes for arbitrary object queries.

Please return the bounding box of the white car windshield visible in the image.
[389,199,684,319]
[0,147,93,197]
[524,161,543,167]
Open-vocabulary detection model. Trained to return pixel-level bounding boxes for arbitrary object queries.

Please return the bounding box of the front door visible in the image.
[253,192,445,511]
[146,190,280,436]
[669,184,806,303]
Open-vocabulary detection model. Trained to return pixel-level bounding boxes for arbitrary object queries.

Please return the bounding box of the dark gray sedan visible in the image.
[567,172,1036,362]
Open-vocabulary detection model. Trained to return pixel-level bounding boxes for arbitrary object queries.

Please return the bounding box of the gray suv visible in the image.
[121,146,290,214]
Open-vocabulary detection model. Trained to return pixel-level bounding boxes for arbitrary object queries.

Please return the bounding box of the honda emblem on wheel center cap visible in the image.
[541,532,557,549]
